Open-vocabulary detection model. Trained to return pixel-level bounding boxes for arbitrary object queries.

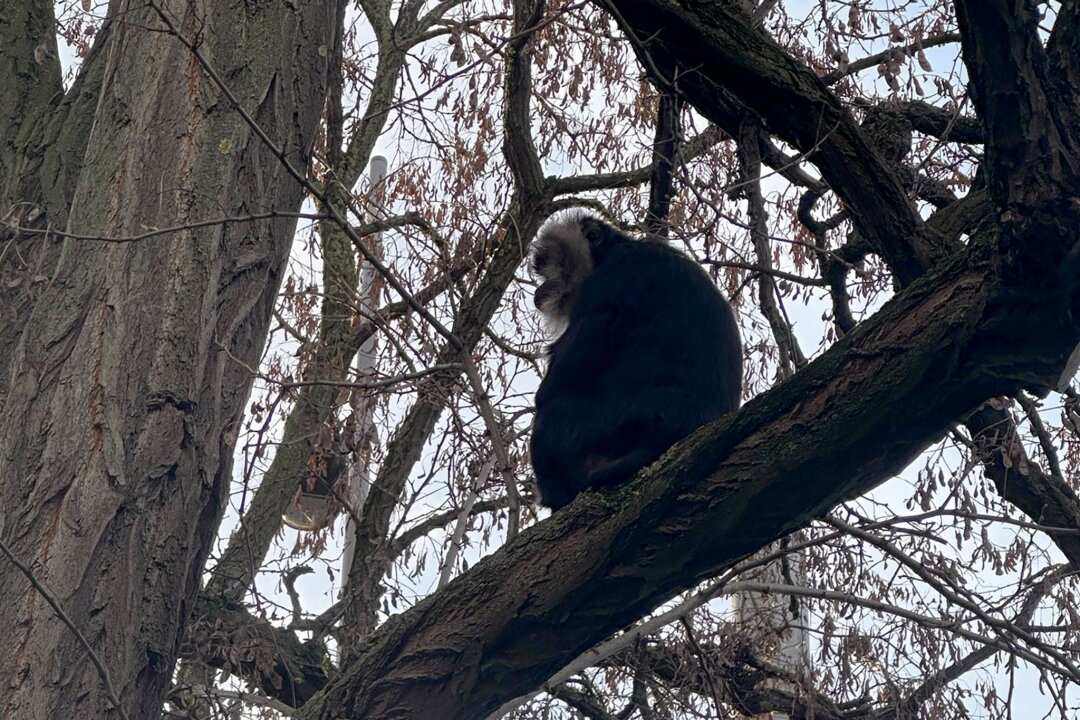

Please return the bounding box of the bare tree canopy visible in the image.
[3,1,1080,719]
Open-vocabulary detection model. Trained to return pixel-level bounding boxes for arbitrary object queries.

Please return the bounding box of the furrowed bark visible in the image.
[0,1,338,717]
[0,0,62,208]
[1,9,113,403]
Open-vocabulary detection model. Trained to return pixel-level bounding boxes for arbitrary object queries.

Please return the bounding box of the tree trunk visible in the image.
[0,2,338,718]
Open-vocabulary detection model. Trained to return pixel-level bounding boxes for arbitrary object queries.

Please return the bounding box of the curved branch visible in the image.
[596,0,950,285]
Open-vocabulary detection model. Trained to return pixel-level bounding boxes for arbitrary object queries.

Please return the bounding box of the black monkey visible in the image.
[529,213,742,510]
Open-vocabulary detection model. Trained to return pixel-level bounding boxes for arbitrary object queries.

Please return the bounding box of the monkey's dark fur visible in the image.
[530,213,743,510]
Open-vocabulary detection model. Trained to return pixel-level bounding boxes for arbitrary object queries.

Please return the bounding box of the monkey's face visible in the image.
[532,275,563,319]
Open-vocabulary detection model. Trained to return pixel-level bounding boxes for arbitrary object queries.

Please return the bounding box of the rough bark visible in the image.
[0,0,62,208]
[0,5,110,404]
[0,1,338,718]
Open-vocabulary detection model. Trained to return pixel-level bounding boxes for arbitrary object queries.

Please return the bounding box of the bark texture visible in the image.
[0,1,338,718]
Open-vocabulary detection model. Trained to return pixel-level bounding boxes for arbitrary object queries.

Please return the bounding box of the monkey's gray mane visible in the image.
[530,213,596,335]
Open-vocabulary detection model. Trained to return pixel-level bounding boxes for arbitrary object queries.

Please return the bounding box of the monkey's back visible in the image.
[533,238,742,508]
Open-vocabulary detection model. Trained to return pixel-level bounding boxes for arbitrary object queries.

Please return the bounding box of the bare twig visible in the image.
[4,210,327,243]
[822,33,962,85]
[438,456,496,590]
[827,516,1080,679]
[463,360,521,539]
[0,536,131,720]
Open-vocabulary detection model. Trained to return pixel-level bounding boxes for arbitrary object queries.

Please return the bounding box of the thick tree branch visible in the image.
[646,92,681,235]
[503,0,546,197]
[184,596,332,708]
[299,226,1080,718]
[1047,3,1080,135]
[955,1,1080,207]
[597,0,948,284]
[887,99,983,145]
[926,189,990,243]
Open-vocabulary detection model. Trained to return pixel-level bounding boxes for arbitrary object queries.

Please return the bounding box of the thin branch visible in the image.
[722,581,1075,681]
[439,456,494,590]
[549,683,619,720]
[463,360,521,539]
[4,210,328,243]
[827,516,1080,679]
[183,685,297,716]
[392,495,514,557]
[273,309,313,346]
[888,567,1059,717]
[352,211,435,239]
[701,258,828,287]
[251,363,464,392]
[0,536,131,720]
[737,121,806,374]
[822,33,962,85]
[799,189,857,335]
[1017,393,1065,484]
[679,617,725,716]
